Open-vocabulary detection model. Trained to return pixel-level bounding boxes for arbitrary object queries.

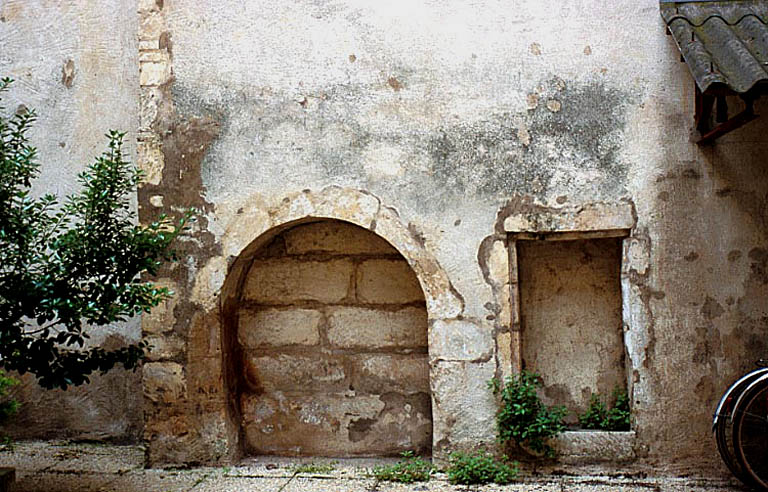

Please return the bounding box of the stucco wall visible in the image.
[0,0,141,441]
[135,0,768,473]
[2,0,767,477]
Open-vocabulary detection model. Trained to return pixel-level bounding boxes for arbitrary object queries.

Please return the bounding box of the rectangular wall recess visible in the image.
[517,237,626,425]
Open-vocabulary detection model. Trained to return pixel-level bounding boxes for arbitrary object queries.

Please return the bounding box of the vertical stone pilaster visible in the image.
[137,0,169,190]
[507,239,524,376]
[137,1,237,466]
[137,0,181,467]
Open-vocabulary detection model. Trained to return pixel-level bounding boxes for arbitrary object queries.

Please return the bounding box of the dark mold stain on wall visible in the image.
[171,77,633,209]
[427,79,631,199]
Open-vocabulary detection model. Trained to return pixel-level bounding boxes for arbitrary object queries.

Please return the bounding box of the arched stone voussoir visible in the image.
[269,186,382,230]
[217,186,463,322]
[372,205,463,320]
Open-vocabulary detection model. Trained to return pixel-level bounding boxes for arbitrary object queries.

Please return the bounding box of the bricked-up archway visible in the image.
[236,220,431,456]
[143,187,465,466]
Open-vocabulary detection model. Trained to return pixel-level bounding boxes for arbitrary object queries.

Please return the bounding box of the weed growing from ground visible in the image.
[445,451,518,485]
[371,451,433,483]
[290,461,337,474]
[490,371,567,457]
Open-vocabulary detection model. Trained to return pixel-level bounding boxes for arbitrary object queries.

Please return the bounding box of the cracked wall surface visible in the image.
[4,0,768,478]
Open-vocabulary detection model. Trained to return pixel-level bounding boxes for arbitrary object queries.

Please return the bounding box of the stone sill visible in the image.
[554,431,636,463]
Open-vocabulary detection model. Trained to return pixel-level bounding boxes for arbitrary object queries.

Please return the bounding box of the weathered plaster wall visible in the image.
[627,95,768,472]
[146,0,768,474]
[0,1,141,441]
[6,0,765,477]
[134,0,768,473]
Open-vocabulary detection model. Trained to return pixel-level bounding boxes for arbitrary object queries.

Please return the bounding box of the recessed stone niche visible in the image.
[236,220,432,456]
[518,237,625,424]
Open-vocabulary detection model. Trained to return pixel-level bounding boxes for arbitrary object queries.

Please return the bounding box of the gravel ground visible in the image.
[0,441,749,492]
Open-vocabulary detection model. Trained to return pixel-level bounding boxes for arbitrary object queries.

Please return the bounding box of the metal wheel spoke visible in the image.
[734,382,768,490]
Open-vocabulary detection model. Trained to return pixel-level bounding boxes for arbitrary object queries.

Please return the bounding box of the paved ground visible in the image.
[0,441,750,492]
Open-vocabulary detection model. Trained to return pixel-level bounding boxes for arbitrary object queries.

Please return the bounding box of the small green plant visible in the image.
[290,461,337,474]
[0,371,19,449]
[371,451,433,483]
[579,393,608,429]
[0,372,19,425]
[445,451,518,485]
[578,386,630,431]
[490,371,567,458]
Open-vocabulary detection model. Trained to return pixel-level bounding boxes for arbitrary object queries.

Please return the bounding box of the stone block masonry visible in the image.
[356,260,425,304]
[326,307,427,349]
[236,220,431,456]
[243,259,355,304]
[238,309,322,347]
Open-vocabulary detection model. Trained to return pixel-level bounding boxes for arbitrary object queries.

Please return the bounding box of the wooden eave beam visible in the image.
[695,85,760,145]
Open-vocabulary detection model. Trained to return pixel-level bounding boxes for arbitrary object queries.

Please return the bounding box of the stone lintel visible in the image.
[504,202,635,236]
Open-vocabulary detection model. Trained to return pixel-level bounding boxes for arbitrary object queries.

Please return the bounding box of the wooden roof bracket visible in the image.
[695,85,759,145]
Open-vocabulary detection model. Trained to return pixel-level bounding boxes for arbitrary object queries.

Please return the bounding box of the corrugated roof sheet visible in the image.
[661,0,768,94]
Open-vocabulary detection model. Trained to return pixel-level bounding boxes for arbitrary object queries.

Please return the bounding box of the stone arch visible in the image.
[231,218,432,455]
[143,187,469,465]
[143,188,472,464]
[210,187,463,458]
[219,187,462,321]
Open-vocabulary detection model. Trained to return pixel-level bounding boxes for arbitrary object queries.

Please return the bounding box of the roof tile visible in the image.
[661,0,768,93]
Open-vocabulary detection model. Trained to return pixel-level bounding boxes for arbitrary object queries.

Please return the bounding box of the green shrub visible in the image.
[0,78,191,390]
[0,371,19,425]
[578,387,630,431]
[0,371,19,448]
[371,451,433,483]
[490,371,567,457]
[445,451,518,485]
